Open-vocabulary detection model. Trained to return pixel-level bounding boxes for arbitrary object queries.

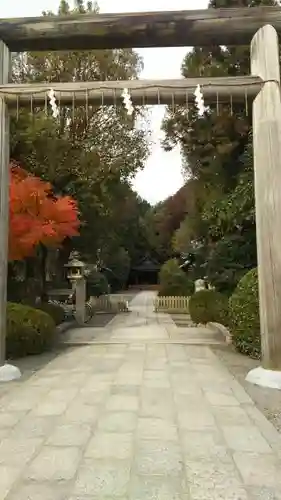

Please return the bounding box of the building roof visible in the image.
[132,256,160,272]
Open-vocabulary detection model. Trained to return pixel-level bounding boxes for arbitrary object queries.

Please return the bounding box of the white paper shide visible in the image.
[194,84,205,116]
[48,88,59,118]
[121,88,134,116]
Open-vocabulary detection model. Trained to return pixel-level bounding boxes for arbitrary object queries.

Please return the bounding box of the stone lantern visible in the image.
[64,255,86,324]
[65,257,86,286]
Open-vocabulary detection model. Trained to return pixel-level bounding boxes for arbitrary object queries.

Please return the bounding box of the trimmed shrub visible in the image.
[6,302,56,359]
[229,268,260,358]
[158,259,194,297]
[189,290,229,325]
[36,302,65,325]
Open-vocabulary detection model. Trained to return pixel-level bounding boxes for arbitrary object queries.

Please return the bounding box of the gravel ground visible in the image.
[213,345,281,433]
[87,312,116,327]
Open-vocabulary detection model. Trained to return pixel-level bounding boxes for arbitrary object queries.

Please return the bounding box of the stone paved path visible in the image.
[0,292,281,499]
[63,291,223,345]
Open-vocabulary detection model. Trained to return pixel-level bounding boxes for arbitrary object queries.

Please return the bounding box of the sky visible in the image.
[2,0,209,204]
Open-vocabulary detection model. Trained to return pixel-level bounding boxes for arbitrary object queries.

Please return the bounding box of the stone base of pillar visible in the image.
[0,364,21,382]
[246,366,281,390]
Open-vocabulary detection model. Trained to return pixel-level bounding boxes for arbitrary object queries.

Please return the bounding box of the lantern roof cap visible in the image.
[64,258,85,269]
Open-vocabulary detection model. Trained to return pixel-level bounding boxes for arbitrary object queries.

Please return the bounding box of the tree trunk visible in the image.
[40,244,48,302]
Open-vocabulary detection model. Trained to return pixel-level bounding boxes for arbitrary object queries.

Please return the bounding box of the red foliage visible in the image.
[155,184,189,239]
[9,163,80,261]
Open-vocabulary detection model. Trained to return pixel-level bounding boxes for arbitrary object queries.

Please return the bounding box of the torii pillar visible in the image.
[0,40,21,381]
[246,25,281,388]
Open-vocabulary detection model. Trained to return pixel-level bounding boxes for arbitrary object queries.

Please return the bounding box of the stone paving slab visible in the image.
[62,290,223,345]
[1,291,281,499]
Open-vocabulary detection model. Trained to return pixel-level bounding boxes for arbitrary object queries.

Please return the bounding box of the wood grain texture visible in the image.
[251,25,281,370]
[0,7,281,51]
[0,41,10,365]
[0,76,263,107]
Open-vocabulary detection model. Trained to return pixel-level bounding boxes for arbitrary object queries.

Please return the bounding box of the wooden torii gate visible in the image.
[1,7,281,386]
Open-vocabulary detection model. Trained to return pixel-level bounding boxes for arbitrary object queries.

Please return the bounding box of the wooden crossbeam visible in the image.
[0,76,262,107]
[0,7,280,51]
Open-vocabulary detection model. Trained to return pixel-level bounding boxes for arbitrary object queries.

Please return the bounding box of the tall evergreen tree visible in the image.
[162,0,278,293]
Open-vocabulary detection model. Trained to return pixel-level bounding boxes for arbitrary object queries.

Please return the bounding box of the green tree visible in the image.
[161,0,277,293]
[102,247,131,291]
[158,259,194,297]
[10,0,150,288]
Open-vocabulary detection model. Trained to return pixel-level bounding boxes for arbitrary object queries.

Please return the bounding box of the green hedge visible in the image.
[36,302,65,325]
[158,259,194,297]
[229,268,260,358]
[6,303,56,359]
[189,290,229,325]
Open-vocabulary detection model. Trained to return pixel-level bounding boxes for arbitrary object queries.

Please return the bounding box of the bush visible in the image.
[6,302,56,359]
[205,234,257,297]
[36,302,65,325]
[87,270,109,297]
[158,259,194,297]
[229,268,260,358]
[189,290,229,325]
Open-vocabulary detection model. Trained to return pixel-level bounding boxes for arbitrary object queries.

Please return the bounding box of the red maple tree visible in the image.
[9,163,80,261]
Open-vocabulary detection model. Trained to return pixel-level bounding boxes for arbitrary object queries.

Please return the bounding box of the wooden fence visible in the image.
[154,296,189,314]
[91,295,129,313]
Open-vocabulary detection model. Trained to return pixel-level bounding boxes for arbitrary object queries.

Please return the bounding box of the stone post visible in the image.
[74,277,86,325]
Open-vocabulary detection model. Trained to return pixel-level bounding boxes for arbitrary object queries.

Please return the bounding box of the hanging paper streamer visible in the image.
[194,84,205,116]
[121,88,134,116]
[48,89,59,118]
